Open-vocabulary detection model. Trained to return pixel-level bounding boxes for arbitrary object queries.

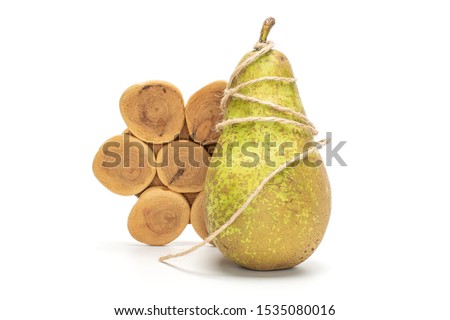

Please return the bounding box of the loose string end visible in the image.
[159,237,214,262]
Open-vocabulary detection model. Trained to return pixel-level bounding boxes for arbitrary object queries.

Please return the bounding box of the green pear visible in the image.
[204,18,331,271]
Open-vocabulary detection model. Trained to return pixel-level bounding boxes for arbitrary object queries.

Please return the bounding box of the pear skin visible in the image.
[204,21,331,271]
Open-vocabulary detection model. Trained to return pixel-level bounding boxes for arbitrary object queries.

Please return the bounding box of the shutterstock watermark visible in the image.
[101,132,347,169]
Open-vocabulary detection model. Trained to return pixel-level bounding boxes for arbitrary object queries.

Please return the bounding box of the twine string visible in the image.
[159,139,328,262]
[159,41,328,262]
[215,116,316,133]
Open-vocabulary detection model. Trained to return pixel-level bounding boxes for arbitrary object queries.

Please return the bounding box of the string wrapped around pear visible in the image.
[205,18,331,270]
[161,17,331,271]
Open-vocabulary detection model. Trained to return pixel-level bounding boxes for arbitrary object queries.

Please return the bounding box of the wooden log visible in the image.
[183,192,199,207]
[190,191,210,241]
[204,143,217,156]
[156,140,209,193]
[149,142,165,158]
[177,122,190,140]
[134,174,165,198]
[185,81,226,145]
[120,81,185,143]
[128,187,190,246]
[149,174,164,187]
[148,143,166,187]
[92,134,156,196]
[135,142,165,197]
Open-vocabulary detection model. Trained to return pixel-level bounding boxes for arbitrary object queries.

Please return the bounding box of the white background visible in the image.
[1,0,449,319]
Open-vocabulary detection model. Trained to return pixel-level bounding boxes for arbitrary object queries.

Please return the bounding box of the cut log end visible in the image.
[128,187,190,246]
[120,81,185,143]
[93,134,156,196]
[156,140,209,193]
[186,80,227,145]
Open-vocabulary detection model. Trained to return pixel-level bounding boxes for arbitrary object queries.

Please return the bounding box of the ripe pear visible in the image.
[204,18,331,271]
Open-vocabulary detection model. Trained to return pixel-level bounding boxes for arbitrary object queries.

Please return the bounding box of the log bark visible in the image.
[190,191,210,241]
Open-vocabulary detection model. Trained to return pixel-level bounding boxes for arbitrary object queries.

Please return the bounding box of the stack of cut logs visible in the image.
[93,80,226,245]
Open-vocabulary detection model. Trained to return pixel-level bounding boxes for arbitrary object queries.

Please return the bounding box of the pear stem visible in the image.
[259,17,276,43]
